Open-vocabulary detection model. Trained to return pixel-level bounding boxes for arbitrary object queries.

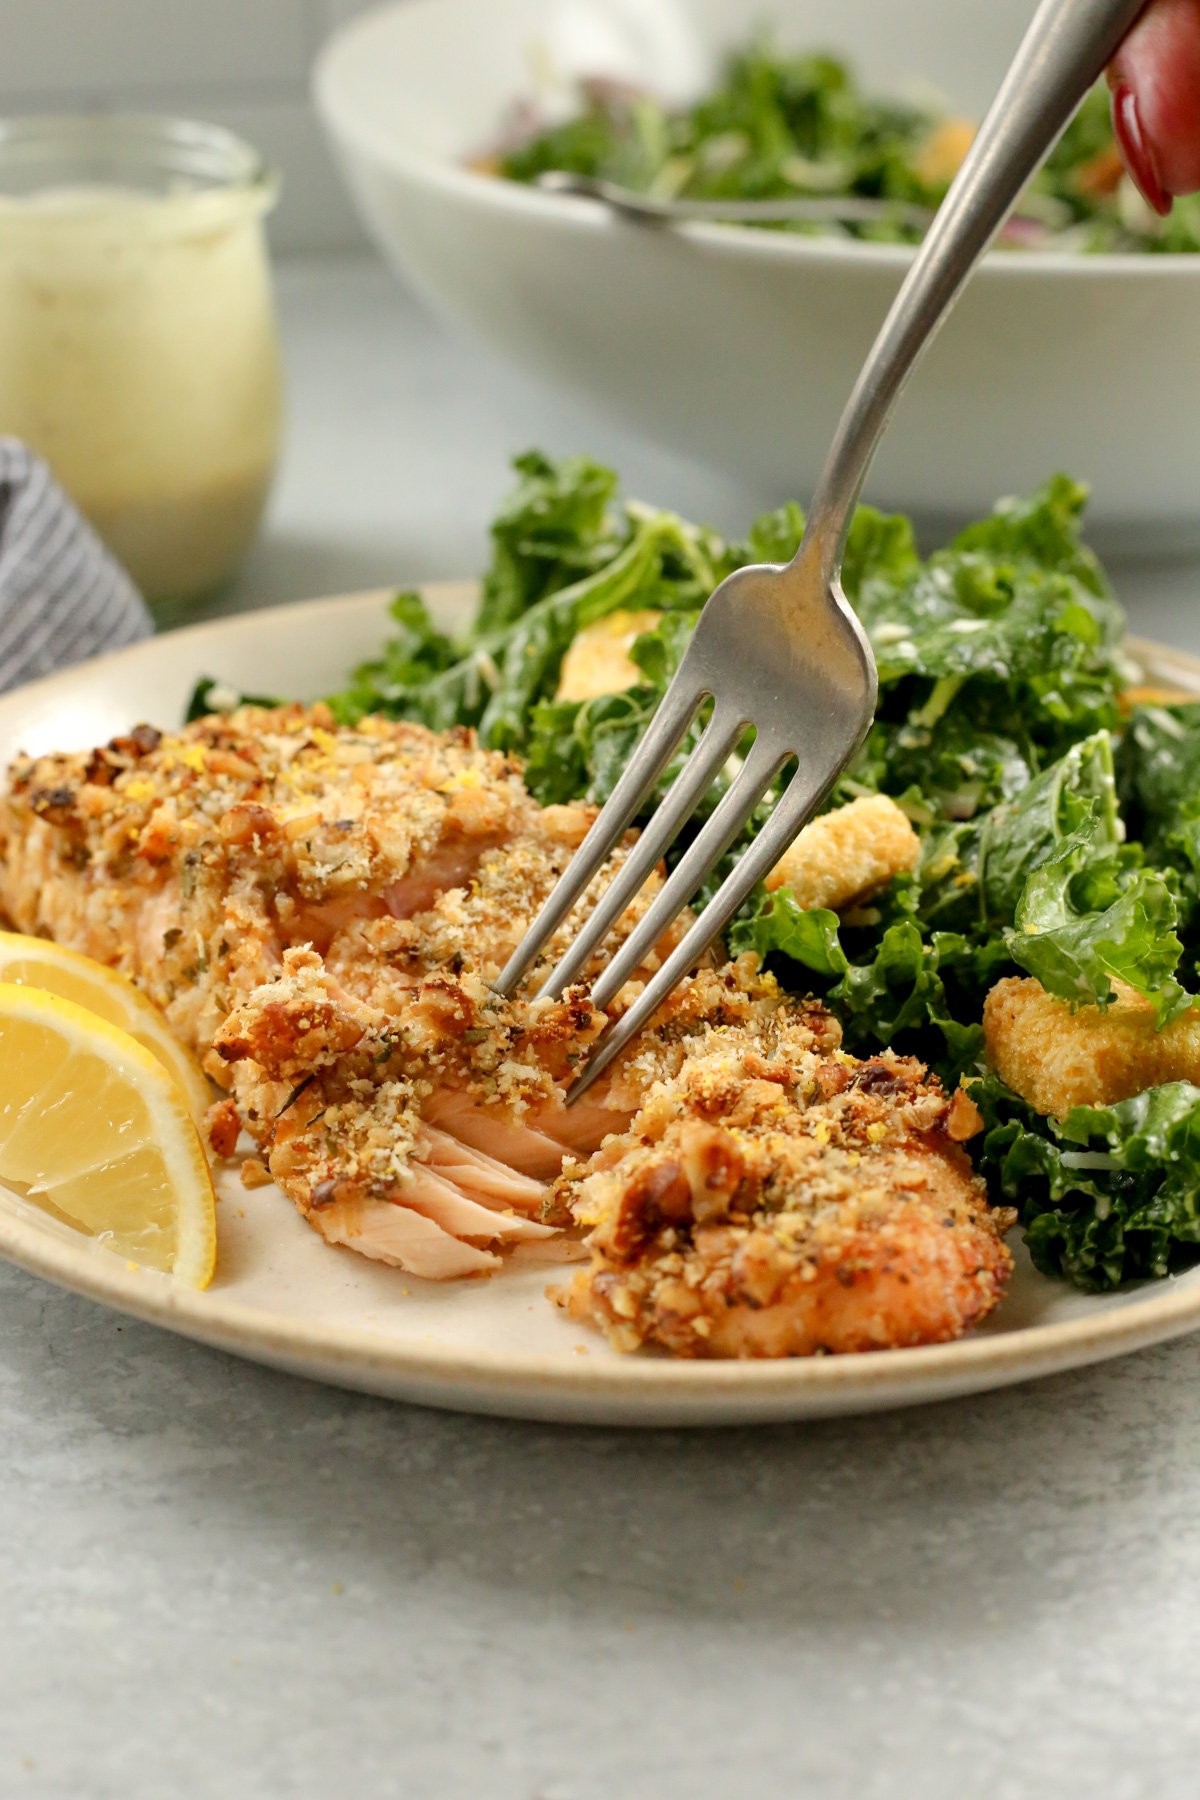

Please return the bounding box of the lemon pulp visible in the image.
[0,931,210,1122]
[0,982,216,1286]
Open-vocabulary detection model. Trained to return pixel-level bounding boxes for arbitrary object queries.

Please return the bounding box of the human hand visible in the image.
[1108,0,1200,212]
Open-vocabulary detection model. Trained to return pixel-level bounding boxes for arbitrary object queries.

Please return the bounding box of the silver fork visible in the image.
[535,169,937,233]
[496,0,1146,1101]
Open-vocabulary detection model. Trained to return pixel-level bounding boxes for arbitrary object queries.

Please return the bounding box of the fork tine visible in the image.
[533,704,748,1001]
[491,669,706,998]
[588,734,787,1013]
[567,763,831,1102]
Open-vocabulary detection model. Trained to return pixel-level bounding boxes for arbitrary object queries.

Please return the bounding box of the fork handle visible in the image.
[799,0,1149,581]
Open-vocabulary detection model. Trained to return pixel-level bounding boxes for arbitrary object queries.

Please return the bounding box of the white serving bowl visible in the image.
[316,0,1200,550]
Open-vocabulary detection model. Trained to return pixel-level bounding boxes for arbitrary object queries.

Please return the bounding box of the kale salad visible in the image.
[196,450,1200,1294]
[492,39,1200,254]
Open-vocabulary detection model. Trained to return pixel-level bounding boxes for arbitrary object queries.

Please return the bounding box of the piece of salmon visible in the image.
[554,1030,1012,1357]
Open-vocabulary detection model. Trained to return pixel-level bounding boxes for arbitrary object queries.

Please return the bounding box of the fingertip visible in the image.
[1112,80,1173,214]
[1108,0,1200,198]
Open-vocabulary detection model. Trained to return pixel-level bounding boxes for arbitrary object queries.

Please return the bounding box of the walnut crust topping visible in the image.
[0,703,537,948]
[553,1039,1014,1359]
[0,703,690,1066]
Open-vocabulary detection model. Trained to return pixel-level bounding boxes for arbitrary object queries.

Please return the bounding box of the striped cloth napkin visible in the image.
[0,438,153,695]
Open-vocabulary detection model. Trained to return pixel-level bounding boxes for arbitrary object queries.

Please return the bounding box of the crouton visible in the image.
[1117,684,1196,714]
[983,975,1200,1116]
[912,117,976,187]
[555,610,663,703]
[765,794,920,913]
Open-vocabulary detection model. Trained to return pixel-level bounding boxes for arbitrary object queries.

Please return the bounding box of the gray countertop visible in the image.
[8,256,1200,1800]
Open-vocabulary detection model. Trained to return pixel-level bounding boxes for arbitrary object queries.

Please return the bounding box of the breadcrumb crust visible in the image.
[554,1021,1013,1358]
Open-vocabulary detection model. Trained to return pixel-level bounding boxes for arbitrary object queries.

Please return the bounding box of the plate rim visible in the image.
[2,596,1199,1421]
[3,1189,1200,1413]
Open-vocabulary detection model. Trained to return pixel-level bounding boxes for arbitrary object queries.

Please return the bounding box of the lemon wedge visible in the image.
[0,983,217,1287]
[0,932,210,1123]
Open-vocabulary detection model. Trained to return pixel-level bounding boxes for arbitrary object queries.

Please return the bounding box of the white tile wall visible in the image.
[0,0,388,251]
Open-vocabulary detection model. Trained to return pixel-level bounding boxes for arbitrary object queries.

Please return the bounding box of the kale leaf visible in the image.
[327,453,726,753]
[732,876,990,1084]
[850,476,1124,799]
[1008,832,1186,1025]
[474,449,621,638]
[974,1073,1200,1289]
[185,677,282,722]
[1117,699,1200,957]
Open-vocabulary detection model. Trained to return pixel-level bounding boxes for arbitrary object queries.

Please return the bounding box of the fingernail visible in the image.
[1113,81,1171,215]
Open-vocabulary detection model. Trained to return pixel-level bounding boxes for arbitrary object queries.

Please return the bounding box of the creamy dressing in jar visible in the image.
[0,117,283,604]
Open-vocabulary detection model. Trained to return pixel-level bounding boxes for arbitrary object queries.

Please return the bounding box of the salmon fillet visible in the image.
[0,704,1016,1349]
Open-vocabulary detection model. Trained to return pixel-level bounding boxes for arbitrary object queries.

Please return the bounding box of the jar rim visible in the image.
[0,113,280,219]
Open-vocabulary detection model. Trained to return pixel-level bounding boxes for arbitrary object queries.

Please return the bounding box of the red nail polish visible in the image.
[1113,82,1171,216]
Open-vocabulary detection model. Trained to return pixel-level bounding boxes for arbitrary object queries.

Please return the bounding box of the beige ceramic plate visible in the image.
[0,594,1196,1426]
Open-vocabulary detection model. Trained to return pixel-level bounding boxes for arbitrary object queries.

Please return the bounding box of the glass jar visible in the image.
[0,114,283,605]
